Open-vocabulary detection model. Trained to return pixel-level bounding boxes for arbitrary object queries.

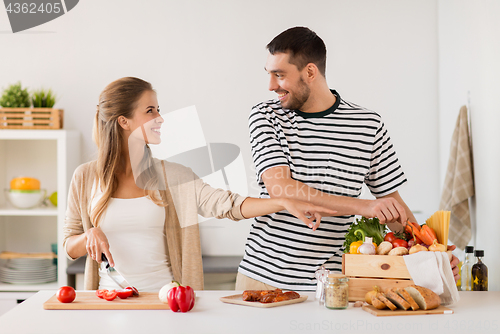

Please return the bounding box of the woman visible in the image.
[63,77,335,291]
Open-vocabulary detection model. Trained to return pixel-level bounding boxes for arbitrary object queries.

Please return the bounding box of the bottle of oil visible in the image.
[460,246,474,291]
[471,250,488,291]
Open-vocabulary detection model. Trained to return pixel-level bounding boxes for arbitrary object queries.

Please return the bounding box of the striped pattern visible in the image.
[238,90,407,291]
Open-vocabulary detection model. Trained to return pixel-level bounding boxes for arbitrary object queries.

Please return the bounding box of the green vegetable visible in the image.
[343,217,386,253]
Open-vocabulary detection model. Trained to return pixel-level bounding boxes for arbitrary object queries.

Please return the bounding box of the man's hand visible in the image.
[447,245,460,283]
[362,197,408,225]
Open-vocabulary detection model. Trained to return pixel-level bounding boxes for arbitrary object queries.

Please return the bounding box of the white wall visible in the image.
[0,1,440,256]
[438,0,500,290]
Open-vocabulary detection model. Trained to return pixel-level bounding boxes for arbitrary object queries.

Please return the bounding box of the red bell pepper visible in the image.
[167,285,195,312]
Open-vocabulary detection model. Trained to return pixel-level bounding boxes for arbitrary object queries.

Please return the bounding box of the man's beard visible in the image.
[281,77,310,111]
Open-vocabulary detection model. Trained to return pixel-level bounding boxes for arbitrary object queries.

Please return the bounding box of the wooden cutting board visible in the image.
[362,304,453,316]
[43,292,170,310]
[220,294,308,308]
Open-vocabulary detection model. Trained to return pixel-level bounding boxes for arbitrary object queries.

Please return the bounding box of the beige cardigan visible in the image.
[62,159,246,290]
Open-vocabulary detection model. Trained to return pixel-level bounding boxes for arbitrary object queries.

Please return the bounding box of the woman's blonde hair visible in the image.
[91,77,166,227]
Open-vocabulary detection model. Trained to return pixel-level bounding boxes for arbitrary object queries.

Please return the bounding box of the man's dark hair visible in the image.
[267,27,327,76]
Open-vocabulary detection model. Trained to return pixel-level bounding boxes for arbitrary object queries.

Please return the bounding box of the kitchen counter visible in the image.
[0,290,498,334]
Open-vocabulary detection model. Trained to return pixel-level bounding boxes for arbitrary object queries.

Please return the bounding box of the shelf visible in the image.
[0,281,59,292]
[0,207,58,217]
[0,129,77,140]
[0,129,81,294]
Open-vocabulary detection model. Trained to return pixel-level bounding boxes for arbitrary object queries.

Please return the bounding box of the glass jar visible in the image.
[315,266,330,306]
[324,274,349,309]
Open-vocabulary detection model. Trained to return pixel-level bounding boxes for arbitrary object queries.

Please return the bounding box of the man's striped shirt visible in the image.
[238,90,407,291]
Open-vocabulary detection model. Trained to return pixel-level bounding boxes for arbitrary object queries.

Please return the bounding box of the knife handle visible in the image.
[101,253,110,269]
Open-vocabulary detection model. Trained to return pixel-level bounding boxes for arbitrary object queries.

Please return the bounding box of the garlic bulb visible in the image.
[358,237,376,255]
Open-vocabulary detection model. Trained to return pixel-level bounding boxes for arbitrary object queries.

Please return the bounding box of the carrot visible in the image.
[409,222,421,232]
[405,223,433,245]
[421,225,438,244]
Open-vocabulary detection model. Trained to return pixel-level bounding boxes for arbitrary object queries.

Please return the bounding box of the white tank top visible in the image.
[91,182,173,292]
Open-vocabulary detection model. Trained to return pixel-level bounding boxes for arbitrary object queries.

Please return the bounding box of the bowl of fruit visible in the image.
[5,177,46,209]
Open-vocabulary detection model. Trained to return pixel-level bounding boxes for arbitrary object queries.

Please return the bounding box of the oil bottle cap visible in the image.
[465,246,474,253]
[474,250,484,257]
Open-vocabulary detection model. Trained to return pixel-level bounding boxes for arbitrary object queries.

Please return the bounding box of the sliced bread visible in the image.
[371,295,387,310]
[376,292,397,311]
[404,285,441,310]
[385,288,411,310]
[396,288,420,311]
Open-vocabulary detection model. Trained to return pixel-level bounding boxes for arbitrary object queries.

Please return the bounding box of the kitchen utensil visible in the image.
[4,189,46,209]
[101,254,135,294]
[43,292,169,310]
[219,294,308,308]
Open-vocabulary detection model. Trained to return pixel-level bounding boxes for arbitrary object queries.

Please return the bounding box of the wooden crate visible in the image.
[0,108,63,129]
[342,253,414,301]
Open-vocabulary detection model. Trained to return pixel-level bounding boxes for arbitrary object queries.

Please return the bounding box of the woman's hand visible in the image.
[280,198,337,231]
[85,227,114,267]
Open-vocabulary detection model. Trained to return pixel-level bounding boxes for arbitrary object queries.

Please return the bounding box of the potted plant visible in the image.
[0,82,31,108]
[31,88,56,108]
[0,83,63,129]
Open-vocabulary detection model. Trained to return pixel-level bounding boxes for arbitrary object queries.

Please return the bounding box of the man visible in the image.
[236,27,458,291]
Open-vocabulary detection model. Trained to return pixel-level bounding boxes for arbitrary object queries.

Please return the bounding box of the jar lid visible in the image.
[328,274,346,279]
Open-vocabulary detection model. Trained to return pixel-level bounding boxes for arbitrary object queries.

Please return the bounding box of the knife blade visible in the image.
[101,254,136,293]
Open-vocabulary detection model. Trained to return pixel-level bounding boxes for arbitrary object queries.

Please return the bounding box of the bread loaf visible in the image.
[376,292,397,311]
[396,288,420,311]
[404,285,441,310]
[385,288,411,310]
[371,295,387,310]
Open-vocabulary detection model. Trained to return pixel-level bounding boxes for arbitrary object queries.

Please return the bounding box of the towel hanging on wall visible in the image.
[439,105,475,249]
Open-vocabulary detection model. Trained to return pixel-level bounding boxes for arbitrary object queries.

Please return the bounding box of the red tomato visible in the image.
[392,238,408,248]
[384,232,397,243]
[56,286,76,303]
[126,286,139,296]
[95,289,107,299]
[103,290,118,301]
[117,289,133,299]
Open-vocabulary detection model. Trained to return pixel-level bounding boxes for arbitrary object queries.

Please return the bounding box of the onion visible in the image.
[358,237,376,255]
[409,244,428,254]
[158,281,180,303]
[428,240,447,252]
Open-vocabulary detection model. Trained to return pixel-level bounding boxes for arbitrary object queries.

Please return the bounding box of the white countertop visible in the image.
[0,290,498,334]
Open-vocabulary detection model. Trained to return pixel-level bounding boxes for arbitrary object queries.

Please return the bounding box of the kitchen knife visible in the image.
[101,254,138,295]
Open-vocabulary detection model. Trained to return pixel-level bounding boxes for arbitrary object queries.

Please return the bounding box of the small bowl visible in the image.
[4,189,46,209]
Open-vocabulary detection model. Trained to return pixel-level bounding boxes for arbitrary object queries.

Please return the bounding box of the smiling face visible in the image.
[127,90,164,145]
[265,52,311,110]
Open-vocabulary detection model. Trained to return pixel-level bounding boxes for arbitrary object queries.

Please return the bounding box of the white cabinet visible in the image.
[0,130,80,293]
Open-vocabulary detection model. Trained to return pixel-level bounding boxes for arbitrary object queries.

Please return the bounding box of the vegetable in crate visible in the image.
[343,217,386,253]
